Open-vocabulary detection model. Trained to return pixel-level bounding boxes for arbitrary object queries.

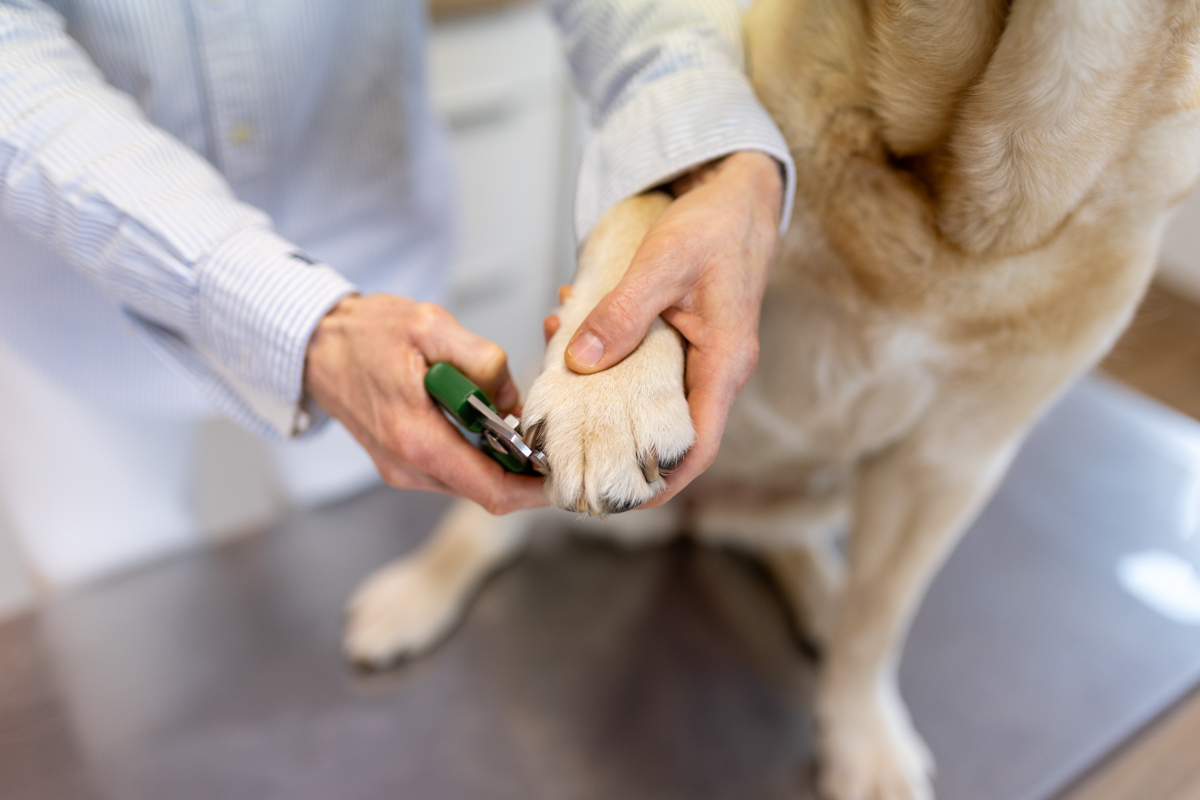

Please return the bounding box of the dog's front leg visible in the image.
[522,192,695,515]
[344,500,530,669]
[817,431,1020,800]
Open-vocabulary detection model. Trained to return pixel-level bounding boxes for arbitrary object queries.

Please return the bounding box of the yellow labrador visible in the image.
[346,2,1200,798]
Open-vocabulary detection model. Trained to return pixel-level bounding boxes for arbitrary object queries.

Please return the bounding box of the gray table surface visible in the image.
[3,375,1200,800]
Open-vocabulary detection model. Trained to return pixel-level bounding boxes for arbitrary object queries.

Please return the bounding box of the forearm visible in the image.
[549,0,795,242]
[0,1,354,435]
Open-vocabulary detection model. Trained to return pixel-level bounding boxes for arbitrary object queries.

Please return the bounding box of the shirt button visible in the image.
[230,123,254,146]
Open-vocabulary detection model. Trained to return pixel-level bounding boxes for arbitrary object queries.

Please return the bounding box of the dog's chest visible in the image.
[713,275,944,481]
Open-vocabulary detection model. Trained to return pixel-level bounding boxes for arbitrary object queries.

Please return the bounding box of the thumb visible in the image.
[565,276,675,374]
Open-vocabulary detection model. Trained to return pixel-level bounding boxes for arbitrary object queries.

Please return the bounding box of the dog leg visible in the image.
[694,489,850,648]
[522,192,695,515]
[763,536,846,650]
[816,433,1019,800]
[344,500,529,669]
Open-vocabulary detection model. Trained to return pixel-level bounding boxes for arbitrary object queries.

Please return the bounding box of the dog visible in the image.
[344,1,1200,798]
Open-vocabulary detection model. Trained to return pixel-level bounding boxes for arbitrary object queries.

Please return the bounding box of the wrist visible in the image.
[303,294,362,413]
[722,151,785,217]
[197,227,357,404]
[668,151,785,220]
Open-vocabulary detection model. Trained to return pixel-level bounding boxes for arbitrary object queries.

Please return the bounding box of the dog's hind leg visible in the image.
[344,500,530,669]
[816,430,1020,800]
[762,533,846,651]
[694,489,849,649]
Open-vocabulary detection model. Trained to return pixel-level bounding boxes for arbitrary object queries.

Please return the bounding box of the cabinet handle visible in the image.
[445,100,519,133]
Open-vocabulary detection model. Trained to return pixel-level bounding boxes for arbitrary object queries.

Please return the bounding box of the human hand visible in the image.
[304,295,546,514]
[562,151,784,506]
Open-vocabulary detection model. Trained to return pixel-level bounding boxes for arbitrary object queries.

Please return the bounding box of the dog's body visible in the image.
[346,2,1200,798]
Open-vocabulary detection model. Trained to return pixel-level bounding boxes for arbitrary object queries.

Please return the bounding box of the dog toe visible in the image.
[524,315,693,515]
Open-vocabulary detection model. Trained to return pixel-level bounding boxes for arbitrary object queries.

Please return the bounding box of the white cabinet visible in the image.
[428,2,579,378]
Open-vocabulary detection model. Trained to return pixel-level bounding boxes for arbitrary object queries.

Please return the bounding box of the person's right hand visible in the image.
[304,294,546,515]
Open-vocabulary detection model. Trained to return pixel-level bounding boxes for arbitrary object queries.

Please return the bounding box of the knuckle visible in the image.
[413,302,449,336]
[479,490,508,516]
[480,341,507,375]
[601,292,646,337]
[377,461,406,489]
[743,337,761,375]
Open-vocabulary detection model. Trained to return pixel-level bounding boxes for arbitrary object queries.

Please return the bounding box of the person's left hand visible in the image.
[556,150,784,507]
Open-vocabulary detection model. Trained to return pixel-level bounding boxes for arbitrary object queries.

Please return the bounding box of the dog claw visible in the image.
[641,450,660,484]
[522,420,545,453]
[604,496,641,515]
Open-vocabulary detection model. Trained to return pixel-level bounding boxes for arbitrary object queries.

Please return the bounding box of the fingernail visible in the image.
[568,332,605,367]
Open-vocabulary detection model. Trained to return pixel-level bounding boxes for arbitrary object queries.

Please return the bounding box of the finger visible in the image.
[940,0,1165,256]
[637,377,729,508]
[568,217,700,376]
[564,193,675,374]
[865,0,1004,156]
[371,457,455,495]
[638,346,740,508]
[413,303,519,411]
[557,285,573,304]
[413,405,547,514]
[543,314,561,343]
[566,271,681,374]
[340,411,459,496]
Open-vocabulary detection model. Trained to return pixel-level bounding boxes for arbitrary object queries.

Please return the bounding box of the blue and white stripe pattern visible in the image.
[0,0,791,439]
[553,0,795,243]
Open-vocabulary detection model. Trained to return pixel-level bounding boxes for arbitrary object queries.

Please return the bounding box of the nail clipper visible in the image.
[424,362,549,476]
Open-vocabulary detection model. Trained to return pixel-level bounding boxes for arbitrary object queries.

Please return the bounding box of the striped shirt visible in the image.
[0,0,794,439]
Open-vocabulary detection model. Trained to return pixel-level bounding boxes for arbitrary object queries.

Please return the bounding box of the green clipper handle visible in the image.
[424,361,492,434]
[424,362,531,474]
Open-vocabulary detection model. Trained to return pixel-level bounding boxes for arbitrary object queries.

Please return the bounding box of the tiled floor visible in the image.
[1061,284,1200,800]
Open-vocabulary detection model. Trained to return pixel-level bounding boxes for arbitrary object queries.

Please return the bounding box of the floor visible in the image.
[4,374,1198,800]
[1061,284,1200,800]
[1102,284,1200,423]
[0,284,1197,800]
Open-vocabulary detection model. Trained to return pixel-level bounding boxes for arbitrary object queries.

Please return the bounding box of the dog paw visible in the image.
[344,501,524,669]
[343,558,470,669]
[522,317,694,515]
[817,686,934,800]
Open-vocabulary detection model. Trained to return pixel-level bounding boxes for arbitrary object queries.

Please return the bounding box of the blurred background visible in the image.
[1,3,1200,799]
[4,0,1200,616]
[0,0,584,614]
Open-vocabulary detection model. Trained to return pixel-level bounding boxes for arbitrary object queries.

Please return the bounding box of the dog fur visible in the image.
[346,2,1200,798]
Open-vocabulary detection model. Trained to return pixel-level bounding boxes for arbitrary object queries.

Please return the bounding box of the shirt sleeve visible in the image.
[549,0,796,243]
[0,1,357,438]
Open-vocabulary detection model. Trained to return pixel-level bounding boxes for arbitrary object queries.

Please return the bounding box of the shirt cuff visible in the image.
[573,66,796,244]
[195,226,357,413]
[126,313,338,441]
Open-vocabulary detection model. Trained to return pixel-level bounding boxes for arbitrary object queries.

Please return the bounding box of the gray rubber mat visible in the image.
[903,376,1200,800]
[2,375,1199,799]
